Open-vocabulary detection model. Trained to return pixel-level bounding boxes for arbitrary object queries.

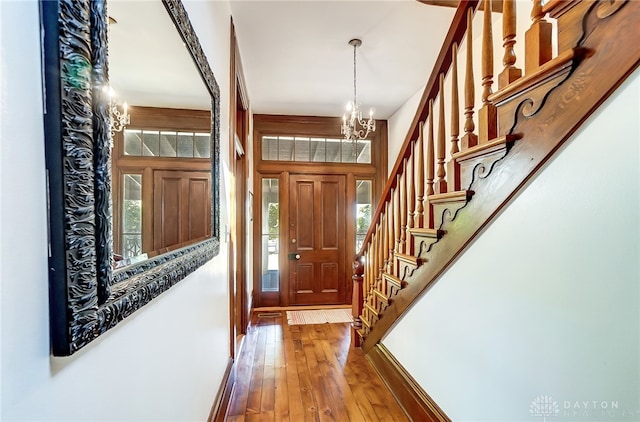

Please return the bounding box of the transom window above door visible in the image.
[261,135,371,164]
[124,129,211,158]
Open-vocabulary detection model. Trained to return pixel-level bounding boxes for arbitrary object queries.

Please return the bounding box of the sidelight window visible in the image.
[355,180,372,252]
[261,178,280,292]
[122,174,143,259]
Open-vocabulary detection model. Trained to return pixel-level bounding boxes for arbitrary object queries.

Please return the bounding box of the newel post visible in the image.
[351,256,365,347]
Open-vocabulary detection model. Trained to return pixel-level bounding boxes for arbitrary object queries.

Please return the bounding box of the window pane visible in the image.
[261,178,279,292]
[159,131,177,157]
[356,139,372,164]
[278,136,294,161]
[124,130,142,155]
[177,132,194,157]
[310,138,326,162]
[325,138,341,163]
[142,130,160,156]
[341,139,356,163]
[294,137,310,161]
[122,174,142,259]
[194,133,211,158]
[355,180,372,252]
[142,130,160,157]
[262,136,278,161]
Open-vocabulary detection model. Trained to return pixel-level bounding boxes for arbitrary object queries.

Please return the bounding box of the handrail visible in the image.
[357,0,480,258]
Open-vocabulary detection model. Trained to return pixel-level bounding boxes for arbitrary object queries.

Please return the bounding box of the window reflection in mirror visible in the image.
[108,1,212,269]
[121,173,142,262]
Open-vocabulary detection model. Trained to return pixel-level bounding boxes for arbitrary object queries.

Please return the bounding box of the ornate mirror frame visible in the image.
[41,0,220,356]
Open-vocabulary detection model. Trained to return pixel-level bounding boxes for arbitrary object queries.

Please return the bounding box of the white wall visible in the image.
[387,87,424,176]
[0,1,233,420]
[383,70,640,421]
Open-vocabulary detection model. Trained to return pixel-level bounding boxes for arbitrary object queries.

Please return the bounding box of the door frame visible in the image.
[228,19,250,358]
[252,114,387,308]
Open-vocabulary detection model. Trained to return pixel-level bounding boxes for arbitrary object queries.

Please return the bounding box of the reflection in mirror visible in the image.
[41,0,220,356]
[108,1,212,268]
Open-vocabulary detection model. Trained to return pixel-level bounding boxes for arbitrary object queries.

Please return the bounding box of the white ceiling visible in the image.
[107,1,456,120]
[108,0,211,110]
[230,1,455,119]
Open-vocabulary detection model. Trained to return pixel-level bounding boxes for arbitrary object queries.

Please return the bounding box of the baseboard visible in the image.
[207,357,235,422]
[366,343,451,422]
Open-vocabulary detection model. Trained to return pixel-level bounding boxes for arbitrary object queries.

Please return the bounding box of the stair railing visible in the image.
[352,0,555,347]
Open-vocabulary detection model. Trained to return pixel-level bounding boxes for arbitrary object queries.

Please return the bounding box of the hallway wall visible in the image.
[0,1,233,420]
[383,70,640,421]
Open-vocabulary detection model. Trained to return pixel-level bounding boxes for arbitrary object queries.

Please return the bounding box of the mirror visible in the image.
[41,0,220,356]
[108,1,212,266]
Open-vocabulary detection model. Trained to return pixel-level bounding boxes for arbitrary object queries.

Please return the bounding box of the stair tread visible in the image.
[382,272,405,289]
[408,228,444,239]
[429,189,474,204]
[453,135,519,162]
[373,289,390,304]
[364,303,379,317]
[394,252,423,266]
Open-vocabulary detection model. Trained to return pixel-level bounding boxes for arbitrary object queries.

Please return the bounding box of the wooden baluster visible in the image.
[388,196,395,274]
[362,248,368,300]
[399,162,407,257]
[369,241,375,293]
[448,43,462,191]
[378,220,385,281]
[426,99,435,198]
[525,0,552,74]
[382,206,389,274]
[369,243,375,294]
[393,179,401,275]
[435,74,448,194]
[461,8,478,150]
[372,230,379,289]
[351,256,364,347]
[406,152,415,255]
[450,43,460,156]
[414,123,425,228]
[499,0,522,89]
[479,0,497,144]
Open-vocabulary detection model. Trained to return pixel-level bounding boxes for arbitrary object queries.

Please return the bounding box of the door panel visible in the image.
[153,170,211,254]
[289,174,346,305]
[188,178,209,239]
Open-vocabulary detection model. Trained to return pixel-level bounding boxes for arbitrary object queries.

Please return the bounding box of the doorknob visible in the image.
[288,253,301,260]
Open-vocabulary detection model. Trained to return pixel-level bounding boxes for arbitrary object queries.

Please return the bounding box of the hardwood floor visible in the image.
[224,310,409,421]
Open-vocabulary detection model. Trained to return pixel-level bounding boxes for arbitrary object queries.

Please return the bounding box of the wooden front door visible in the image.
[288,174,347,305]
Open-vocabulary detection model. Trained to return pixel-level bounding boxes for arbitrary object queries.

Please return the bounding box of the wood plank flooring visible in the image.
[224,311,409,421]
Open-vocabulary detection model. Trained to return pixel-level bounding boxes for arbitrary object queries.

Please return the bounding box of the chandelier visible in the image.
[104,85,130,138]
[341,38,375,142]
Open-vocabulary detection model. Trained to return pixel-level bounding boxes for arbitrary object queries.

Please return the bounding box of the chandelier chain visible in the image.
[353,42,357,107]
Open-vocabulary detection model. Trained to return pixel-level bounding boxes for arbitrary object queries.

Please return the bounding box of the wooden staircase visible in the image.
[352,0,640,354]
